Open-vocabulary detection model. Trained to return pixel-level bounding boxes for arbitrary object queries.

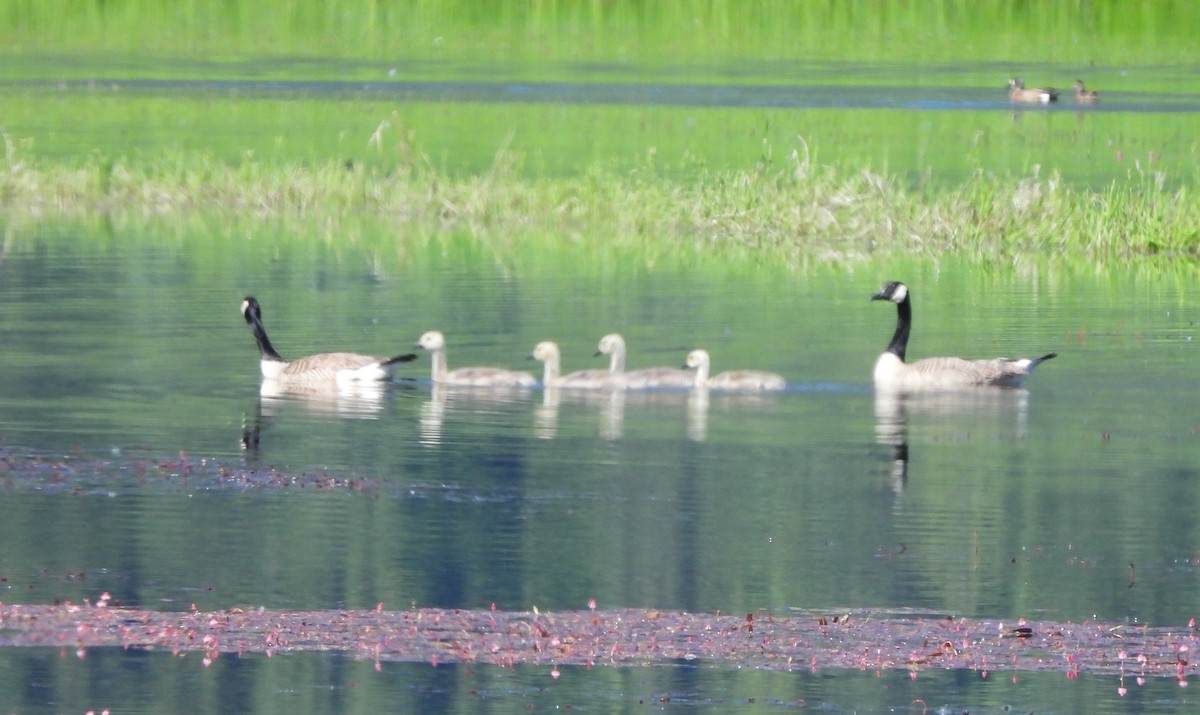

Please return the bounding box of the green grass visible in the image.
[3,0,1197,67]
[7,89,1199,192]
[3,142,1196,268]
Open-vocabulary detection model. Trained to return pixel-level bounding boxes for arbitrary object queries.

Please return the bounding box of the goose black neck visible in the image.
[887,295,911,362]
[245,310,286,362]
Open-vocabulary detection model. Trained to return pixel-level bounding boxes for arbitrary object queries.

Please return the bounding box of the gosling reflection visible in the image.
[418,384,447,446]
[874,387,1033,493]
[418,383,534,447]
[530,385,783,442]
[528,386,629,441]
[534,386,561,440]
[687,387,709,442]
[686,388,784,443]
[599,389,626,441]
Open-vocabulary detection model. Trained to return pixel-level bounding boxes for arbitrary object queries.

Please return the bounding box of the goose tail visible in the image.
[1019,352,1057,374]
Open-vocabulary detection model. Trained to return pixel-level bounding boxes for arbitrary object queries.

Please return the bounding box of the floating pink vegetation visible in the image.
[0,601,1196,684]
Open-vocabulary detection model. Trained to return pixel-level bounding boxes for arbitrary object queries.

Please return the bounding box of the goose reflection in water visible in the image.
[258,378,393,417]
[240,380,402,454]
[874,387,1032,495]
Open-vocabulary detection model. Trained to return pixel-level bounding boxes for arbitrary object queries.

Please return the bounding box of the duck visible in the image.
[530,341,616,388]
[595,333,694,389]
[415,330,537,387]
[870,281,1056,391]
[683,349,786,391]
[240,296,416,386]
[1073,79,1099,104]
[1007,77,1059,104]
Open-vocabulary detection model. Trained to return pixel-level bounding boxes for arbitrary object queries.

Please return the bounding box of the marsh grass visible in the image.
[3,139,1196,268]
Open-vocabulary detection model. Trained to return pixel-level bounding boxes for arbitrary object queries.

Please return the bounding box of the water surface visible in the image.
[2,226,1197,628]
[2,648,1191,715]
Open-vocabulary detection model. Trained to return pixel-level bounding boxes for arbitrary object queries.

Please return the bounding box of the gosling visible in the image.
[683,349,785,391]
[530,341,616,389]
[416,330,537,387]
[595,333,693,389]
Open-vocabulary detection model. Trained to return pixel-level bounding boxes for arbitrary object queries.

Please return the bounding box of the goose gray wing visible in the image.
[277,352,387,383]
[907,353,1055,389]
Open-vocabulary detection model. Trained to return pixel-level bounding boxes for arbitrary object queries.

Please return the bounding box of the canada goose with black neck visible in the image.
[240,296,416,386]
[870,281,1056,391]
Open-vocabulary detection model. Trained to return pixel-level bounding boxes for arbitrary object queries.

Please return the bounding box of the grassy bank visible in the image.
[3,146,1196,267]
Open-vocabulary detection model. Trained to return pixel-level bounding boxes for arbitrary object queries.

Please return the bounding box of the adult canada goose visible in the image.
[870,281,1056,391]
[240,296,416,386]
[530,341,616,388]
[683,349,786,392]
[416,330,537,387]
[1073,79,1099,103]
[594,333,694,389]
[1007,77,1059,104]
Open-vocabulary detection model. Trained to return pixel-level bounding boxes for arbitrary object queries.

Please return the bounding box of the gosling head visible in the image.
[530,341,560,362]
[684,349,710,369]
[416,330,447,351]
[595,333,625,357]
[871,281,909,304]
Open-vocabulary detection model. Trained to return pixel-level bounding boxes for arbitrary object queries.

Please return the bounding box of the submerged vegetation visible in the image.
[2,142,1197,267]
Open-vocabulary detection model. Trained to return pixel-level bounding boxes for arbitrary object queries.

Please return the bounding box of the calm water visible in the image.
[0,649,1195,715]
[1,224,1198,712]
